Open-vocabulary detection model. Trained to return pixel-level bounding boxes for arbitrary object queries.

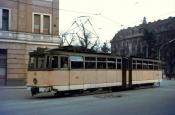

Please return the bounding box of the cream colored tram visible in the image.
[130,57,162,86]
[27,47,162,96]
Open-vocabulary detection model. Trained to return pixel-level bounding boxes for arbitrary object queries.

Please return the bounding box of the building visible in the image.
[0,0,59,86]
[111,25,145,57]
[111,17,175,78]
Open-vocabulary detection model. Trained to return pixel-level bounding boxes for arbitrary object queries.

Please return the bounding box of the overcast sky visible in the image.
[59,0,175,42]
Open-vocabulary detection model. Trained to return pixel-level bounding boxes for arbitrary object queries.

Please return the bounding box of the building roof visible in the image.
[111,17,175,41]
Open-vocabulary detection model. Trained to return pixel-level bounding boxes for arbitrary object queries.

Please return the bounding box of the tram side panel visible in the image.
[132,70,143,84]
[143,70,153,81]
[50,70,69,91]
[106,70,122,87]
[27,71,50,86]
[83,70,122,90]
[116,70,122,85]
[131,57,162,85]
[68,69,123,90]
[69,70,84,90]
[96,70,107,87]
[154,70,162,82]
[84,70,97,89]
[133,70,156,84]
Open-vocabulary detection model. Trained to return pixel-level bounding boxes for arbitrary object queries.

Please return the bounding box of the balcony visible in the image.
[0,31,59,44]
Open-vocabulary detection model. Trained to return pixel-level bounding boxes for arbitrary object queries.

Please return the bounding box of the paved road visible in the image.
[0,80,175,115]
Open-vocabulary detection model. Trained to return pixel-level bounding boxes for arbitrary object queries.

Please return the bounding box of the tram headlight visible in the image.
[33,78,38,85]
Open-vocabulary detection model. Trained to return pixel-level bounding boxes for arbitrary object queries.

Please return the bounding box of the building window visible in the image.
[43,15,50,34]
[0,8,10,31]
[34,14,41,34]
[33,13,51,34]
[131,29,134,35]
[139,28,142,33]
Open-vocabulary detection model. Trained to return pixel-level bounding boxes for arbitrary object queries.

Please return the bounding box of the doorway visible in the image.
[0,49,7,86]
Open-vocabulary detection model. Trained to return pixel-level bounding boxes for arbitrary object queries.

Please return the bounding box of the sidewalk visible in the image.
[0,86,26,89]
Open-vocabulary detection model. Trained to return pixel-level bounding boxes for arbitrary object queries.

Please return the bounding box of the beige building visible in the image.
[0,0,59,85]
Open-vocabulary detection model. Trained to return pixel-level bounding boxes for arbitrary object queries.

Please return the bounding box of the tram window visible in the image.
[46,56,50,68]
[117,58,122,69]
[148,61,153,70]
[107,58,116,69]
[108,63,116,69]
[133,64,136,69]
[29,57,36,69]
[158,62,160,69]
[133,60,136,63]
[61,57,68,68]
[70,56,84,69]
[117,58,121,63]
[51,56,59,68]
[132,60,136,69]
[97,62,106,69]
[38,57,45,69]
[85,57,96,69]
[137,60,142,69]
[71,61,84,69]
[143,61,148,69]
[154,62,159,70]
[108,58,116,62]
[85,62,96,69]
[158,62,161,69]
[117,63,121,69]
[85,57,96,61]
[97,57,106,61]
[97,57,106,69]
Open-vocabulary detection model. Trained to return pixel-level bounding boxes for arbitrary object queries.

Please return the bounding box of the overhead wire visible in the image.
[8,0,175,35]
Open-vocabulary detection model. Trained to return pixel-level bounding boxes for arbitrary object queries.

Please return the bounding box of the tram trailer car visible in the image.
[26,47,162,96]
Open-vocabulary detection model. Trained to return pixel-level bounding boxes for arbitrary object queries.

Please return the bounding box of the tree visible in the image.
[60,16,99,51]
[101,41,110,53]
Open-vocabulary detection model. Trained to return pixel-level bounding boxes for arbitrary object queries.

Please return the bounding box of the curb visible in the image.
[0,86,26,89]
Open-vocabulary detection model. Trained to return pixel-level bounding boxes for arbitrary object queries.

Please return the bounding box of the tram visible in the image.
[26,46,162,96]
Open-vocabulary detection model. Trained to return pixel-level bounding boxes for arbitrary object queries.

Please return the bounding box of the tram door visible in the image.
[122,58,127,88]
[122,57,132,88]
[0,49,7,86]
[128,58,132,88]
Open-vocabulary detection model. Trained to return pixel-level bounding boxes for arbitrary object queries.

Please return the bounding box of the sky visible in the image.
[59,0,175,42]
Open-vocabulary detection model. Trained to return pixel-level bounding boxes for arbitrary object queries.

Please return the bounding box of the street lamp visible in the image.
[158,38,175,61]
[158,38,175,79]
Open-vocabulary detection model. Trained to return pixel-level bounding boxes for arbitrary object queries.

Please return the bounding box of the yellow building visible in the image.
[0,0,59,85]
